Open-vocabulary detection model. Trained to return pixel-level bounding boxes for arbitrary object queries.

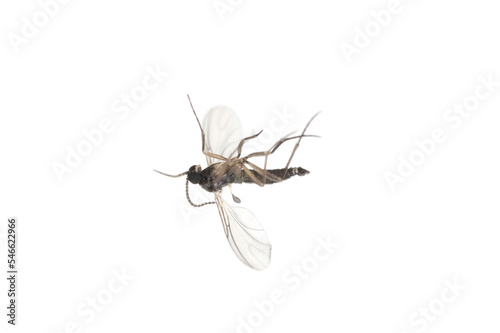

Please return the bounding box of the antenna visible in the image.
[185,178,215,208]
[153,169,188,178]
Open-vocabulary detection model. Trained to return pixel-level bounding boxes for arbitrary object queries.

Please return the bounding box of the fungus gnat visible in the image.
[155,95,320,270]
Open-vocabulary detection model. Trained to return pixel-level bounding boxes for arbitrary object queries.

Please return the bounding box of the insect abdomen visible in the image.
[236,167,309,185]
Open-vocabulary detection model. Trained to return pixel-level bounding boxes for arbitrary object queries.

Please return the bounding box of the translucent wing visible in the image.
[202,106,242,166]
[215,193,272,270]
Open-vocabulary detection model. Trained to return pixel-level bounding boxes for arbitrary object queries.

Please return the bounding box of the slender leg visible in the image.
[236,130,263,158]
[242,133,318,184]
[244,133,302,185]
[244,160,281,183]
[205,151,228,162]
[241,164,265,187]
[281,112,321,179]
[241,112,321,184]
[243,134,318,160]
[187,94,228,162]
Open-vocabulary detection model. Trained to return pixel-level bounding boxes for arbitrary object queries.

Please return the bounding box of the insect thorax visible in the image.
[199,164,239,192]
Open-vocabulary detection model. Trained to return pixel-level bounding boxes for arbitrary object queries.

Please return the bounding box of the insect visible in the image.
[155,95,319,270]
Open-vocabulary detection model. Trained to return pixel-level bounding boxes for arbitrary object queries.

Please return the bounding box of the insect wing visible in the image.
[215,193,271,270]
[202,106,242,166]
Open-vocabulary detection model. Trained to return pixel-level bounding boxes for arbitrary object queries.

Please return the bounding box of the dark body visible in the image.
[199,163,309,193]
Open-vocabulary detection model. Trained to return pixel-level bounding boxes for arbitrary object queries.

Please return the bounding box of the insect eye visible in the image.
[188,165,202,184]
[188,172,201,184]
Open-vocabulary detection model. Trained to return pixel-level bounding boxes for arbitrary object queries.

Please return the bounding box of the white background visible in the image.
[1,0,499,332]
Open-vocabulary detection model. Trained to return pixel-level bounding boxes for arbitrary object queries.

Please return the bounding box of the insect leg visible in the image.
[244,160,281,183]
[236,130,263,158]
[242,134,305,184]
[280,112,321,179]
[241,112,320,183]
[241,164,265,187]
[187,94,228,162]
[242,134,319,160]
